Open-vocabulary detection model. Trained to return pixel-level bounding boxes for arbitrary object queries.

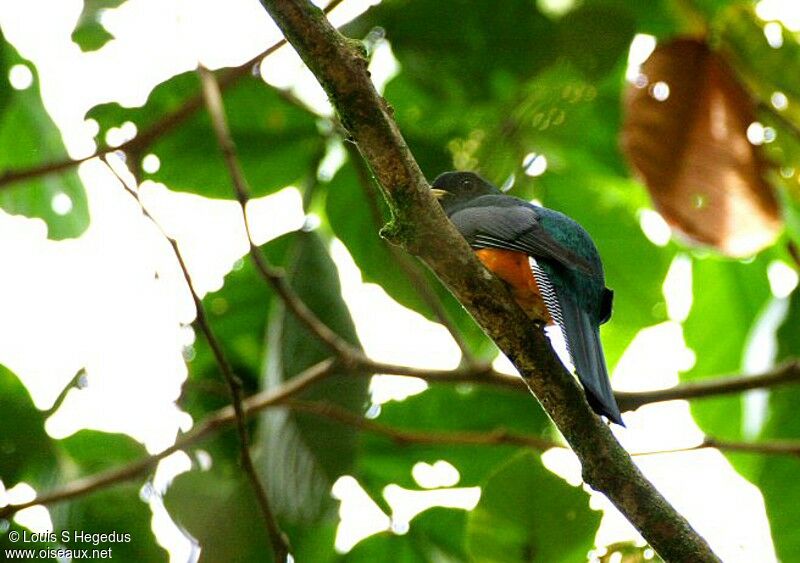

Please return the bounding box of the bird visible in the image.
[431,171,623,425]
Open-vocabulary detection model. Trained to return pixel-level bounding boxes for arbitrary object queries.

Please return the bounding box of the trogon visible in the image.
[431,171,623,425]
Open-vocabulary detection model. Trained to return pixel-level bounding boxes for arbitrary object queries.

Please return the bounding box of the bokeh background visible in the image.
[1,0,800,561]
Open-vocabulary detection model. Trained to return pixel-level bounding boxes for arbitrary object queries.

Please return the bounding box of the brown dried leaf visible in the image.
[622,38,781,257]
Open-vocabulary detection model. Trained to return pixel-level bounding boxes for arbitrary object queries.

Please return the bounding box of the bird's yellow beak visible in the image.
[430,188,448,200]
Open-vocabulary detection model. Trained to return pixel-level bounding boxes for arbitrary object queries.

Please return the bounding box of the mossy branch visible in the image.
[258,1,720,560]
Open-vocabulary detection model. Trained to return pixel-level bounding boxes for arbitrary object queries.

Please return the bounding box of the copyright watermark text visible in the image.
[4,529,131,560]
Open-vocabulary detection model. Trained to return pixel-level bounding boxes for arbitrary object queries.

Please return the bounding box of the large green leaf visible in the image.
[749,289,800,561]
[557,5,636,80]
[356,384,551,511]
[179,234,294,462]
[70,0,127,52]
[259,231,369,523]
[0,35,89,239]
[345,508,467,562]
[51,431,165,562]
[0,365,58,488]
[465,451,600,563]
[680,256,771,446]
[346,0,557,103]
[87,72,323,198]
[165,466,274,563]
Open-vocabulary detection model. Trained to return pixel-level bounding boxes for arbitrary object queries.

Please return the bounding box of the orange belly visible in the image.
[475,248,553,323]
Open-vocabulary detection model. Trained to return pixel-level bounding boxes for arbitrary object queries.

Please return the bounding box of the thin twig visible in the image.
[43,369,86,418]
[615,360,800,411]
[633,436,800,458]
[0,358,339,519]
[101,156,289,560]
[7,352,800,518]
[359,357,800,412]
[197,65,354,360]
[0,0,347,192]
[286,399,559,450]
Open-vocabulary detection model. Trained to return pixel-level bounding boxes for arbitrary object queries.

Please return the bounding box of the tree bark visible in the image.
[259,1,720,560]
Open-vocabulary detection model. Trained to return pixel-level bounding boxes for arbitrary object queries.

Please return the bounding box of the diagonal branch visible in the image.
[6,351,800,520]
[257,1,719,560]
[286,399,558,450]
[0,358,339,519]
[198,65,354,359]
[101,157,290,560]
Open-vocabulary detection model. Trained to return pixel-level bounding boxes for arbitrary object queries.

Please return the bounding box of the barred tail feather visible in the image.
[529,259,624,425]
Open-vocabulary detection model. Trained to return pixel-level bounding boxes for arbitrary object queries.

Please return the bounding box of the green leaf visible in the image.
[719,6,800,117]
[52,431,165,562]
[0,365,58,488]
[57,429,146,474]
[180,234,293,461]
[465,451,600,563]
[356,384,551,508]
[749,289,800,561]
[345,532,426,562]
[87,72,323,198]
[0,35,89,239]
[680,256,771,446]
[165,466,275,563]
[259,231,369,524]
[558,5,636,80]
[346,0,556,103]
[71,1,127,52]
[72,0,125,52]
[345,509,468,562]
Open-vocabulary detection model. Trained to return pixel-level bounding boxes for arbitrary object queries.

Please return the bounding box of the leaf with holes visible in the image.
[622,38,780,257]
[52,431,165,562]
[87,72,323,198]
[466,451,600,562]
[71,0,127,52]
[0,365,58,488]
[748,289,800,561]
[0,34,89,239]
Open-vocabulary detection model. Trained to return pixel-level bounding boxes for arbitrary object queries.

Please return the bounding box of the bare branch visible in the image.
[615,360,800,411]
[634,436,800,458]
[286,399,559,450]
[257,2,719,560]
[198,65,354,360]
[0,358,338,519]
[101,156,289,560]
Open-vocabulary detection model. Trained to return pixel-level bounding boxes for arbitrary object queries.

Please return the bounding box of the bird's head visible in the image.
[430,171,501,212]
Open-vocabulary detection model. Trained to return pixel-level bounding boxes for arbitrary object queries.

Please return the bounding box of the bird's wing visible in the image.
[529,258,623,425]
[450,204,593,274]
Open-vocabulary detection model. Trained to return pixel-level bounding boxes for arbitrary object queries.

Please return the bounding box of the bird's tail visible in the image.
[530,259,623,425]
[558,295,623,425]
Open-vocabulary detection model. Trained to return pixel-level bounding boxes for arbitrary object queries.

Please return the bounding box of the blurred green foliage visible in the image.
[2,0,800,561]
